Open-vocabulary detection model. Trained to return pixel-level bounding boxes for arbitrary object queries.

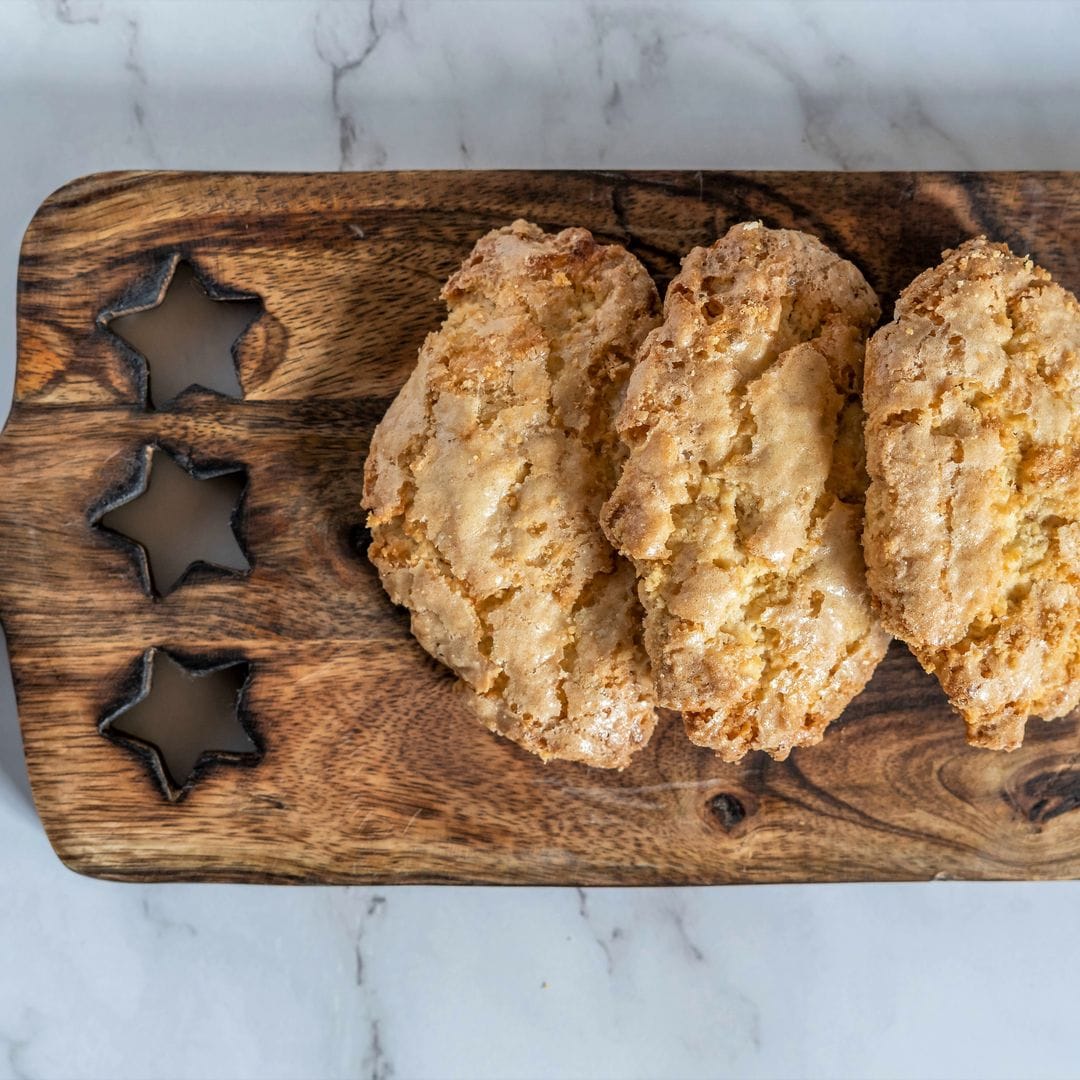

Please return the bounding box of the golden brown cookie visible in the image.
[602,221,889,762]
[362,220,661,768]
[864,237,1080,750]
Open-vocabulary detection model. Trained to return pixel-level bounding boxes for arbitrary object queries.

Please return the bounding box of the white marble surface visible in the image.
[3,1,1080,1077]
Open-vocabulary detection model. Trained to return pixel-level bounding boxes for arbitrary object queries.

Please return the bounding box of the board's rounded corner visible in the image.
[4,170,162,438]
[19,171,158,255]
[45,834,123,883]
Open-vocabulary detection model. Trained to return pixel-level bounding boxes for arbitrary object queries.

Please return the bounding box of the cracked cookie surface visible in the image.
[602,221,889,762]
[864,237,1080,750]
[362,220,660,768]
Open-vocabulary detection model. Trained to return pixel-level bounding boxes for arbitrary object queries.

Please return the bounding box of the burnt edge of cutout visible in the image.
[87,440,254,599]
[99,646,261,803]
[96,250,263,410]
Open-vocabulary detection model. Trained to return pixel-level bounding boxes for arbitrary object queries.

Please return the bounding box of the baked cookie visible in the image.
[363,220,660,768]
[864,237,1080,750]
[602,221,889,762]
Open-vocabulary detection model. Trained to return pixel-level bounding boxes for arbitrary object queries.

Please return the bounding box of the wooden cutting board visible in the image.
[5,169,1080,884]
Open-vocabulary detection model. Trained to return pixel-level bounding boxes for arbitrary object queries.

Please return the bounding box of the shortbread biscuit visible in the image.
[363,220,660,768]
[602,221,889,762]
[864,237,1080,750]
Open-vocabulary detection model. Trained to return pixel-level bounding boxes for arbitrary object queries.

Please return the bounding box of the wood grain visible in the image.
[5,170,1080,884]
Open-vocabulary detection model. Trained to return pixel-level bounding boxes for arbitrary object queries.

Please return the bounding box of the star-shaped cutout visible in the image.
[105,259,261,408]
[97,446,250,596]
[100,648,257,801]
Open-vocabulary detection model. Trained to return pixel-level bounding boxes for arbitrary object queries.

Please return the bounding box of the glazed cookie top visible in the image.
[603,221,889,762]
[864,237,1080,749]
[363,220,660,768]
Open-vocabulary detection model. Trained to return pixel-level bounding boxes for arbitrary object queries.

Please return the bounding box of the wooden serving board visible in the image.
[5,170,1080,884]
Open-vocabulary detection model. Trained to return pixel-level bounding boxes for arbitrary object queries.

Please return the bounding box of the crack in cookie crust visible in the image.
[363,220,661,768]
[602,221,889,762]
[864,237,1080,750]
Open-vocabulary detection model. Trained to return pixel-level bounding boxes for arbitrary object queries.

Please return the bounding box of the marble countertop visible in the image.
[3,2,1080,1077]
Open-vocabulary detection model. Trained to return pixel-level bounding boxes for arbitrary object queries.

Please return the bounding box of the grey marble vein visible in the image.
[575,887,623,975]
[0,1012,36,1080]
[119,14,160,163]
[365,1018,394,1080]
[350,893,393,1080]
[52,0,100,26]
[139,894,198,938]
[665,904,706,964]
[314,0,406,170]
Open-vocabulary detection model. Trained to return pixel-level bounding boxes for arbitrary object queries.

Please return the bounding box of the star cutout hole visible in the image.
[101,649,257,801]
[97,447,250,596]
[106,260,261,408]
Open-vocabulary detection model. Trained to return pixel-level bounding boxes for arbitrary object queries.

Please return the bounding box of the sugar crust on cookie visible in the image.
[864,236,1080,750]
[363,220,661,768]
[602,221,889,762]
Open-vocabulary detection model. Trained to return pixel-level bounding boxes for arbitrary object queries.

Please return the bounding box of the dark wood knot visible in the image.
[707,792,747,831]
[1009,769,1080,826]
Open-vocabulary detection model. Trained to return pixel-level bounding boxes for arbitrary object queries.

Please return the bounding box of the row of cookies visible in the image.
[363,218,1080,768]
